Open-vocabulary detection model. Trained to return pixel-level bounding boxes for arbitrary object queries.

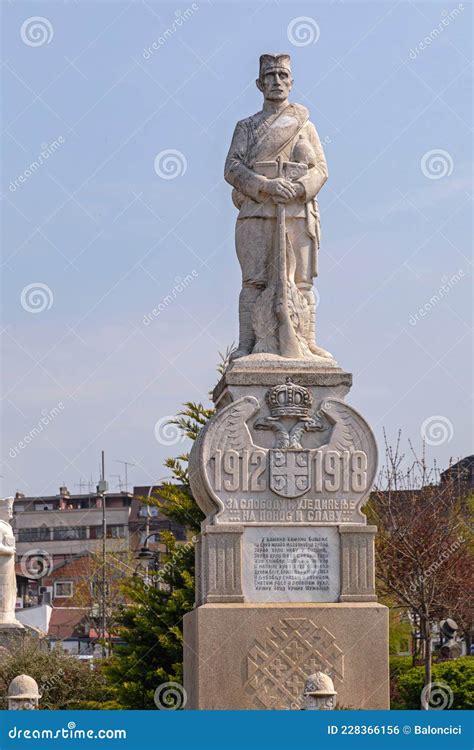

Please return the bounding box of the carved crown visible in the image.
[265,377,312,418]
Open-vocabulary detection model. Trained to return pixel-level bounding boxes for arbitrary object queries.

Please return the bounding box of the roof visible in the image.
[44,550,91,575]
[15,563,31,577]
[15,492,132,503]
[48,607,89,639]
[440,455,474,484]
[15,551,91,579]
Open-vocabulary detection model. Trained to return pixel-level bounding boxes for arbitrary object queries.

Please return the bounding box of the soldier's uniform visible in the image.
[224,54,328,358]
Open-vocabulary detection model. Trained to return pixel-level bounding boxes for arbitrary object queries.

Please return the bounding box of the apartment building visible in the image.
[13,486,133,569]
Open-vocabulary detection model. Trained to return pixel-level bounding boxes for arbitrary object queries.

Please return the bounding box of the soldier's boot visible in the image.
[302,288,334,359]
[230,285,260,360]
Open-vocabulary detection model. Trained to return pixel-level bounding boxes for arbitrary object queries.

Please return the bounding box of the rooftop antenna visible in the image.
[75,479,87,493]
[111,474,123,492]
[115,460,135,492]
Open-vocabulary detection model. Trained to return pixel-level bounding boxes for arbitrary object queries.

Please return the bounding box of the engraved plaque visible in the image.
[242,526,340,603]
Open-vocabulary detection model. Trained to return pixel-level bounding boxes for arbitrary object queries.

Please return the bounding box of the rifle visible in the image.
[275,155,302,358]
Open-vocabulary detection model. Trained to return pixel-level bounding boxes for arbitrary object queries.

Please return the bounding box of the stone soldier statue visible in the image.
[225,53,334,362]
[0,497,23,629]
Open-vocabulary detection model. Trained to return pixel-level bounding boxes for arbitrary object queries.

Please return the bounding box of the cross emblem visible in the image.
[269,449,311,498]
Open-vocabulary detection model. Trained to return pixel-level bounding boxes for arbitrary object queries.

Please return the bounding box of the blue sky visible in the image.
[1,0,472,496]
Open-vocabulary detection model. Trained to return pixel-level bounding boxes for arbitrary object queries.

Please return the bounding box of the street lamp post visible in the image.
[135,478,171,588]
[136,533,162,587]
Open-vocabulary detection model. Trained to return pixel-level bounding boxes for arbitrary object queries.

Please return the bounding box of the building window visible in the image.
[54,581,73,598]
[53,527,87,541]
[108,525,126,539]
[89,525,125,539]
[35,503,53,511]
[18,527,51,542]
[138,506,159,517]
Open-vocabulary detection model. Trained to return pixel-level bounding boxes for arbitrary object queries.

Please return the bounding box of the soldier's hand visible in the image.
[293,182,305,198]
[265,178,296,201]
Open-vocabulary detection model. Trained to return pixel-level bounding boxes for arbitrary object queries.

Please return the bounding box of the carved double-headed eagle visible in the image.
[189,379,377,521]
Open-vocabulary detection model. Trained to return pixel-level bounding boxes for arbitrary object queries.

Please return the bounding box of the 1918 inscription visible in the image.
[213,449,368,493]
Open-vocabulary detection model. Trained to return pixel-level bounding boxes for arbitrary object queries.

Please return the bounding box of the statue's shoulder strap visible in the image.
[249,103,309,164]
[290,102,310,122]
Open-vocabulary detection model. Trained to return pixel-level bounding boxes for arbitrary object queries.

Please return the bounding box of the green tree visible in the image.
[104,402,209,709]
[396,657,474,710]
[0,635,112,709]
[368,436,473,707]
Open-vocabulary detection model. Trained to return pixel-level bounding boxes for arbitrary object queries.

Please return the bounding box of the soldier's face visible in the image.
[257,69,292,101]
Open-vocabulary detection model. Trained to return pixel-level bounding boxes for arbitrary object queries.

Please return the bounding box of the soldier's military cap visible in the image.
[259,53,292,77]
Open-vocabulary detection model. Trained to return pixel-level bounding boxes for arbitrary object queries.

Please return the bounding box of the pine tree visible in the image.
[104,402,211,709]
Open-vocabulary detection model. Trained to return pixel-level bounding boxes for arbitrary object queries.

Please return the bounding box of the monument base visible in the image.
[0,625,26,655]
[184,602,389,710]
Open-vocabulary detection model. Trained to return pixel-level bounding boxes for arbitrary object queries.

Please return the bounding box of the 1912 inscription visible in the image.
[213,449,368,492]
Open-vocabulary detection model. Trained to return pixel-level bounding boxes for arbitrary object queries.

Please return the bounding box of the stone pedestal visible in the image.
[0,626,27,654]
[195,523,378,605]
[184,603,389,710]
[185,357,389,710]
